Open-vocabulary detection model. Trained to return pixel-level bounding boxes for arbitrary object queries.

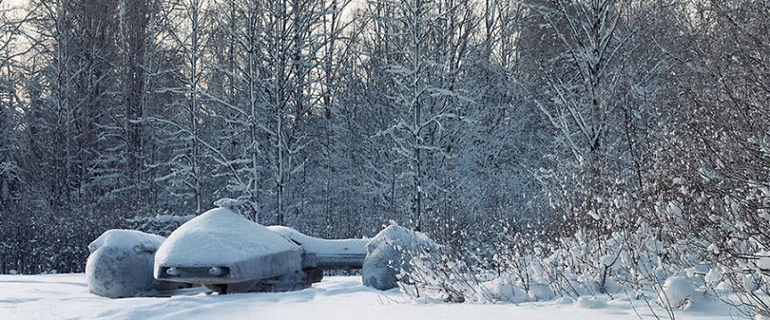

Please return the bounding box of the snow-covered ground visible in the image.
[0,274,746,320]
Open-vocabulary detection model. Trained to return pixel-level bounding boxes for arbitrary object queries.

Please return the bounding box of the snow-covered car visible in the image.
[87,199,389,297]
[152,199,367,294]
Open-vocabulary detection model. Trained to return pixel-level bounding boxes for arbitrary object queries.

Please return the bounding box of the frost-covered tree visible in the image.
[650,0,770,314]
[202,0,267,221]
[520,0,632,230]
[0,0,24,210]
[360,0,478,232]
[118,0,154,196]
[0,0,27,273]
[150,0,212,214]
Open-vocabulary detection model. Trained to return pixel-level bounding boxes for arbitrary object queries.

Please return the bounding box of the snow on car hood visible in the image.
[154,207,301,268]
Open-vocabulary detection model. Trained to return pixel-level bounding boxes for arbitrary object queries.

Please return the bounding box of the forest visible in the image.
[0,0,769,316]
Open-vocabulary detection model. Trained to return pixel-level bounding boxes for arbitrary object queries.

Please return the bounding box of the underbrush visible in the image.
[395,226,770,320]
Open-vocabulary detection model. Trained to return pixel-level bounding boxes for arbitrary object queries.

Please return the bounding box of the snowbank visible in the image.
[154,204,302,285]
[362,224,437,290]
[86,229,175,298]
[0,273,736,320]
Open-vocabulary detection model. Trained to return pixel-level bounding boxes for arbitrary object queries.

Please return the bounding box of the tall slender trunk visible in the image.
[189,0,201,214]
[247,0,260,221]
[274,0,287,225]
[410,0,423,232]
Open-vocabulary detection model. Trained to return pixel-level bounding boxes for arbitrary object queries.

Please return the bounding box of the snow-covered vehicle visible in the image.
[85,230,190,298]
[268,225,367,270]
[150,199,367,294]
[87,200,439,297]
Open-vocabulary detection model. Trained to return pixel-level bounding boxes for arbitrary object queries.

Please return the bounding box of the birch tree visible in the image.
[259,0,330,225]
[153,0,211,214]
[119,0,154,192]
[206,0,266,221]
[364,0,476,232]
[0,0,26,273]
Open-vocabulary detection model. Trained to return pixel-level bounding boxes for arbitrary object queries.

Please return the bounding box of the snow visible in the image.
[708,243,720,254]
[86,230,181,298]
[705,268,722,285]
[154,206,302,284]
[759,258,770,270]
[662,276,696,309]
[0,274,742,320]
[575,296,607,309]
[267,226,367,269]
[267,226,366,256]
[212,198,243,210]
[756,252,770,270]
[480,276,529,303]
[88,229,166,253]
[362,224,437,290]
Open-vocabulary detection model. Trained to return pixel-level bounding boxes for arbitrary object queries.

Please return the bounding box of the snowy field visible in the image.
[0,274,746,320]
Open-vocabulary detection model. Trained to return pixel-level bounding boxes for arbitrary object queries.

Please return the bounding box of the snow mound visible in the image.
[154,206,302,284]
[529,284,555,301]
[86,230,169,298]
[481,277,529,303]
[575,297,607,309]
[705,268,722,286]
[663,276,696,309]
[362,224,437,290]
[481,276,554,303]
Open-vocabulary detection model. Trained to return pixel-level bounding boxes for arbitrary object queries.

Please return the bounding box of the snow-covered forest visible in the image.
[1,0,769,316]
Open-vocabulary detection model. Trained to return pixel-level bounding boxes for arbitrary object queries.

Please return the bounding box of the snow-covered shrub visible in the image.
[398,244,491,303]
[477,273,554,303]
[712,254,770,318]
[529,230,631,299]
[490,234,560,302]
